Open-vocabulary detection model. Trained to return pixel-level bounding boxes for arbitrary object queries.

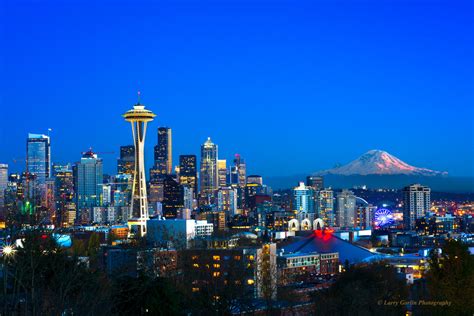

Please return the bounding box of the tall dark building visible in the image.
[162,175,184,219]
[233,154,246,187]
[306,176,324,191]
[53,164,75,227]
[154,127,172,176]
[179,155,197,199]
[117,145,135,175]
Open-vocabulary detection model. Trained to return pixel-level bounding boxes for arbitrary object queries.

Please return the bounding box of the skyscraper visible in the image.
[26,133,51,205]
[0,164,8,219]
[117,145,135,175]
[123,96,156,236]
[200,137,218,202]
[233,154,246,187]
[179,155,197,199]
[217,159,227,188]
[74,150,103,211]
[403,184,431,230]
[53,163,75,227]
[162,175,184,219]
[217,187,238,218]
[154,127,172,175]
[315,189,334,227]
[293,182,315,214]
[335,190,356,228]
[306,176,324,191]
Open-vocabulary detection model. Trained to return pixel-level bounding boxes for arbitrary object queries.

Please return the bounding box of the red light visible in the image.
[41,234,47,239]
[314,230,323,238]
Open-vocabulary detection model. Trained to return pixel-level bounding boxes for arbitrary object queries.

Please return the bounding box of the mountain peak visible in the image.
[316,150,447,176]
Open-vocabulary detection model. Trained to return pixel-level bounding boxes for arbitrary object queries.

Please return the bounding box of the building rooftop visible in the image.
[281,231,382,264]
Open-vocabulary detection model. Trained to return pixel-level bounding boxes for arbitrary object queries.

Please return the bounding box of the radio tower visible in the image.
[123,92,156,236]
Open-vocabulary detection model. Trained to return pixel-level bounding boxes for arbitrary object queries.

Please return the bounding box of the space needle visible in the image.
[123,92,156,236]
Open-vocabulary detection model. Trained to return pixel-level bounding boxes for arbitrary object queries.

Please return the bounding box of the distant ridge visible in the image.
[315,150,447,176]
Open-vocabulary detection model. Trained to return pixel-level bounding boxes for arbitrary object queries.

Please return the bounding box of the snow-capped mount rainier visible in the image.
[316,150,448,176]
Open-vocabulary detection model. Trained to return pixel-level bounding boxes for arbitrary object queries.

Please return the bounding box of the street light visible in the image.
[2,244,15,257]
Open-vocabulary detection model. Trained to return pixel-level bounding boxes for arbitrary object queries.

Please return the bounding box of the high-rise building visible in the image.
[123,97,156,236]
[162,175,184,219]
[217,159,227,188]
[0,164,8,219]
[26,133,51,205]
[233,154,246,187]
[403,184,431,230]
[247,175,263,186]
[154,127,172,175]
[148,178,164,210]
[335,190,356,228]
[45,178,56,220]
[306,176,324,191]
[53,163,75,227]
[182,186,194,214]
[244,175,264,210]
[74,150,103,211]
[117,145,135,175]
[316,189,334,227]
[200,137,218,201]
[293,182,315,214]
[217,187,238,218]
[179,155,197,199]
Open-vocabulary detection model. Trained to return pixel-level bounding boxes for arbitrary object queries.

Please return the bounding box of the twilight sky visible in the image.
[0,0,473,178]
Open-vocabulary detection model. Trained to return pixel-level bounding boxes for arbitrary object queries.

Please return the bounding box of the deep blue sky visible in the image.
[1,0,473,178]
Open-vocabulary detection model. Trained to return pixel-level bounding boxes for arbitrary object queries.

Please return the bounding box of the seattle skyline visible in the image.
[1,0,473,177]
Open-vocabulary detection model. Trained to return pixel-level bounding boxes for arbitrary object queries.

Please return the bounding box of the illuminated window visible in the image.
[192,255,198,260]
[247,279,255,285]
[193,263,199,268]
[213,272,221,277]
[213,263,220,268]
[192,287,199,292]
[234,255,241,260]
[213,255,221,261]
[248,255,255,261]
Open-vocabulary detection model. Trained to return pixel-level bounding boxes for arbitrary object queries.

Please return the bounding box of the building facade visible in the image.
[117,145,135,175]
[26,133,51,206]
[316,189,334,227]
[74,150,103,211]
[403,184,431,230]
[199,137,218,202]
[335,190,356,228]
[217,159,227,188]
[306,176,324,191]
[154,127,172,175]
[179,155,198,199]
[0,164,8,219]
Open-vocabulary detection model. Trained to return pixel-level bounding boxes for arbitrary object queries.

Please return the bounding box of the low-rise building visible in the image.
[147,219,213,248]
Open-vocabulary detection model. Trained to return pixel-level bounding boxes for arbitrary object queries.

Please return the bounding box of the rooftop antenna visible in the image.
[137,90,141,105]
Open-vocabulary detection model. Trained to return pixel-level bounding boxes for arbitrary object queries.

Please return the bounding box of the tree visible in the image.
[111,274,182,316]
[312,262,409,316]
[2,230,112,315]
[415,239,474,315]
